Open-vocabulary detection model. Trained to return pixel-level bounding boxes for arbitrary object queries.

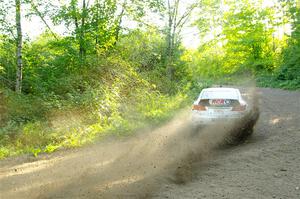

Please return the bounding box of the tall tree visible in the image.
[15,0,23,93]
[52,0,119,59]
[165,0,197,80]
[32,0,164,61]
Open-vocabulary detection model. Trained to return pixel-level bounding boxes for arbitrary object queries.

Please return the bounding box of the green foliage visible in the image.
[191,0,299,90]
[275,5,300,87]
[115,28,188,94]
[0,35,16,89]
[256,72,300,90]
[116,29,164,71]
[0,29,189,158]
[256,2,300,90]
[223,1,277,72]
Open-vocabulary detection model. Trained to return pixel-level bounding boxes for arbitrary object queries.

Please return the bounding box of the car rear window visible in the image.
[201,90,238,100]
[199,99,240,107]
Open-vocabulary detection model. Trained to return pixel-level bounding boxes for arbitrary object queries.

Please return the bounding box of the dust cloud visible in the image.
[40,113,237,199]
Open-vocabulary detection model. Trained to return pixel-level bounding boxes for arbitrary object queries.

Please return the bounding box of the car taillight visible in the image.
[192,104,206,111]
[232,105,246,111]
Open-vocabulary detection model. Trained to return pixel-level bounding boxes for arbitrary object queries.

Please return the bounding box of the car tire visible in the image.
[225,108,259,145]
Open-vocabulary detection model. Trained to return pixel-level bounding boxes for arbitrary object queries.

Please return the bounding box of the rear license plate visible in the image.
[214,109,224,113]
[209,109,225,115]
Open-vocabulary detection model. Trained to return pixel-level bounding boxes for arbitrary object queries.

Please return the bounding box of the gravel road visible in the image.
[0,88,299,199]
[155,88,300,199]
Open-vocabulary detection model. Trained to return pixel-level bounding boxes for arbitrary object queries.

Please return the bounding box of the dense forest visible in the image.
[0,0,299,158]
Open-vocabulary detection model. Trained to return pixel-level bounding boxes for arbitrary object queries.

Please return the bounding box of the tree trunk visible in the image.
[15,0,23,93]
[165,0,195,81]
[79,0,87,60]
[113,0,127,46]
[166,0,176,80]
[95,0,99,46]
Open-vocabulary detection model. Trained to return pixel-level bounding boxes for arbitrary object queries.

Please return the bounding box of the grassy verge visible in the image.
[0,86,190,159]
[256,73,300,90]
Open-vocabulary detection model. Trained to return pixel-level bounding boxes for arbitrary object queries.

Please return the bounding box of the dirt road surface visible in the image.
[0,88,299,199]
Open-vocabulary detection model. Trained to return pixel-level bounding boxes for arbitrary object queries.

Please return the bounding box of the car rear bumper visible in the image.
[191,114,244,127]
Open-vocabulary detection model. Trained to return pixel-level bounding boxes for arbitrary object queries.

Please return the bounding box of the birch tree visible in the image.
[15,0,23,93]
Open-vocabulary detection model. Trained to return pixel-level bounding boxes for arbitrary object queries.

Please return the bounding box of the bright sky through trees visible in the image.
[5,0,289,49]
[20,0,202,48]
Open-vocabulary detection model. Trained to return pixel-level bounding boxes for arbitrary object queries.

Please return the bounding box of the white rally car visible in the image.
[191,87,250,126]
